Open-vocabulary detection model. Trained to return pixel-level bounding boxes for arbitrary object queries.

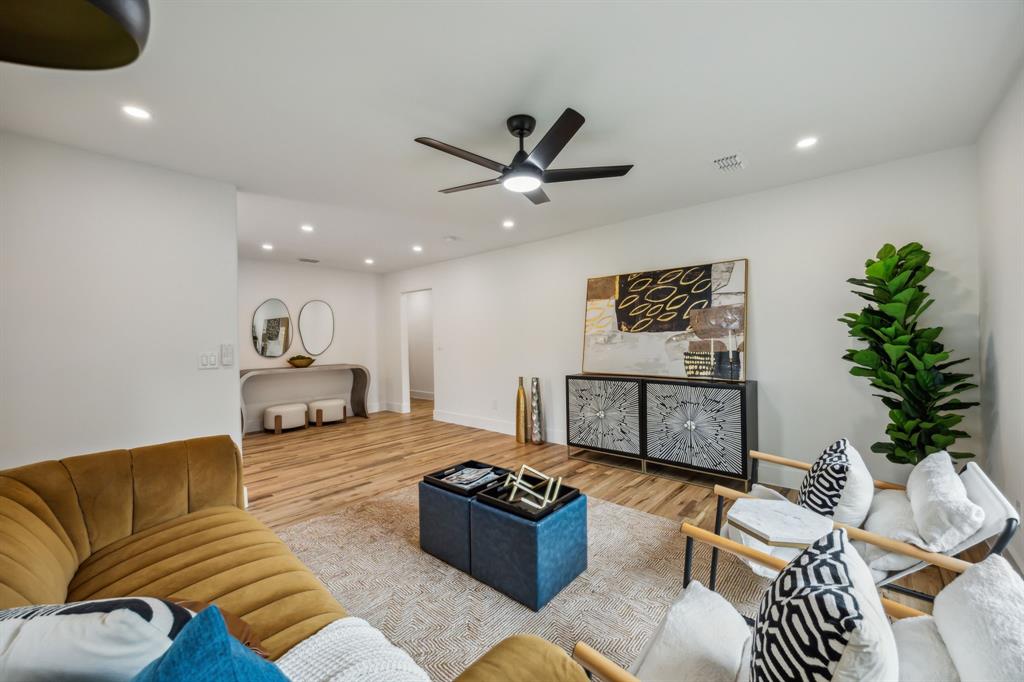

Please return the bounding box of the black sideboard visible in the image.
[565,374,758,488]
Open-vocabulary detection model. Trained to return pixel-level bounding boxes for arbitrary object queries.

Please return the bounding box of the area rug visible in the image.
[277,487,768,682]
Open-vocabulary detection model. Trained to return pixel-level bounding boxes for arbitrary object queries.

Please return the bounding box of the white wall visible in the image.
[405,289,434,400]
[977,64,1024,564]
[238,258,381,431]
[378,147,982,487]
[0,133,240,467]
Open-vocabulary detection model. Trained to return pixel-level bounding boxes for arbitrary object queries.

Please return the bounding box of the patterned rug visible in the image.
[277,487,768,682]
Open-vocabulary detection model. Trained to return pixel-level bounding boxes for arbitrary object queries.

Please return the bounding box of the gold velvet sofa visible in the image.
[0,435,587,681]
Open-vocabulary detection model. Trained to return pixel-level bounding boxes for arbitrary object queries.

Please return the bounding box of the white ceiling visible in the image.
[2,1,1021,273]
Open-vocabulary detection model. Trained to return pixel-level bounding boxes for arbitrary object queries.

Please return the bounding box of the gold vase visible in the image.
[515,376,528,444]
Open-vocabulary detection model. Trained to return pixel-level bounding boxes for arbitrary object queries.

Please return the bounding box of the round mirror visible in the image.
[299,300,334,356]
[252,298,292,358]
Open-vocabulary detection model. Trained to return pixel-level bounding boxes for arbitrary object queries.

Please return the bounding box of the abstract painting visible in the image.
[566,377,641,456]
[645,382,744,475]
[583,259,746,380]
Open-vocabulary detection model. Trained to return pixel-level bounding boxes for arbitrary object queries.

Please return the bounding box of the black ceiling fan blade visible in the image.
[438,178,502,194]
[525,108,585,170]
[524,187,550,205]
[415,137,508,173]
[542,165,633,183]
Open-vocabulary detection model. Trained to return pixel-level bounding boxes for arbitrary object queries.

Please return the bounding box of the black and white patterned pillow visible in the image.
[796,439,874,526]
[0,597,195,679]
[0,597,193,638]
[750,529,897,681]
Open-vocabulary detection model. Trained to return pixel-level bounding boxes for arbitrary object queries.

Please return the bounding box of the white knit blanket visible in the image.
[276,617,430,682]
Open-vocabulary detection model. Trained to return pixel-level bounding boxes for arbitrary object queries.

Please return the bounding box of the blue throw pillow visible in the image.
[132,605,287,682]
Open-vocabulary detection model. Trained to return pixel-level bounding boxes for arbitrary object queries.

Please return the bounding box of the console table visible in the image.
[565,374,757,489]
[240,363,370,433]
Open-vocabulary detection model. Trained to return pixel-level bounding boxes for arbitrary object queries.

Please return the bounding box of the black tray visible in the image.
[423,460,511,497]
[475,473,581,521]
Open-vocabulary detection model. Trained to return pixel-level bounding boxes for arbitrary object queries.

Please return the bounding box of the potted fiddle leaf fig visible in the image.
[839,242,977,465]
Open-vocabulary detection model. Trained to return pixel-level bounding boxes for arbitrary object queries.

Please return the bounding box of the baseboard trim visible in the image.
[410,390,434,400]
[432,409,566,445]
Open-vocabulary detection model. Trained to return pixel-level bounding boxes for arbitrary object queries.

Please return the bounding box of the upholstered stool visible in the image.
[308,398,347,426]
[264,403,308,434]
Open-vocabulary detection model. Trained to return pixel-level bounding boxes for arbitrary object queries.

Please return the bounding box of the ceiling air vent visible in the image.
[712,153,746,173]
[297,258,320,264]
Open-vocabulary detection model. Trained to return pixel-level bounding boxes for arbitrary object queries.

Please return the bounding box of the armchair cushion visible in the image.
[891,616,959,682]
[858,490,923,573]
[632,581,750,682]
[796,439,873,527]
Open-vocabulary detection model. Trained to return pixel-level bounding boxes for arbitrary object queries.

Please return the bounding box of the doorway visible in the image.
[402,289,435,412]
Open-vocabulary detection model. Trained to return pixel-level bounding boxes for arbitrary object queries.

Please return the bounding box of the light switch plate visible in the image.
[198,352,219,369]
[220,343,234,367]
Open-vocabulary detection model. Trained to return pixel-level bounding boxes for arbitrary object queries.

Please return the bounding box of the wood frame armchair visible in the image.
[725,449,1019,602]
[570,521,927,682]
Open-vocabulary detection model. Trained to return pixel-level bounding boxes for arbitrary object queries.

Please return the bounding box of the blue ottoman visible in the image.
[469,494,588,611]
[418,481,472,572]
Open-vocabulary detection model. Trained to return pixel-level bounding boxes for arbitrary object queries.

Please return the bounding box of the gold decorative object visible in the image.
[504,465,563,511]
[515,377,528,443]
[288,355,315,368]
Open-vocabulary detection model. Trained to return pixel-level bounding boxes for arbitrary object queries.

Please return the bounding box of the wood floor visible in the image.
[243,399,973,608]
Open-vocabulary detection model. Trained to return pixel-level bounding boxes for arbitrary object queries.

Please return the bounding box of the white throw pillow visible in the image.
[860,489,925,573]
[0,597,194,681]
[749,529,898,682]
[933,555,1024,682]
[797,439,874,527]
[633,581,750,682]
[906,451,985,552]
[891,616,959,682]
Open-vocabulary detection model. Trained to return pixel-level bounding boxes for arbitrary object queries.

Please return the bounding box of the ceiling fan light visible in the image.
[502,173,542,193]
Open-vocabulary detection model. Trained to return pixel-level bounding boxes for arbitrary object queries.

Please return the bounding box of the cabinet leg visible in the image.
[274,415,282,435]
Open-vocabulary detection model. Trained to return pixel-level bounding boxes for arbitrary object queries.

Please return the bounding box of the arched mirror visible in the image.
[252,298,292,357]
[299,299,334,356]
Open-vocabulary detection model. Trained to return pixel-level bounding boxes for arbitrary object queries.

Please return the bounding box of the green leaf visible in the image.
[882,344,910,363]
[849,366,875,378]
[891,288,917,305]
[909,298,934,323]
[886,270,913,293]
[879,302,907,320]
[949,451,975,460]
[906,353,925,371]
[923,352,950,369]
[897,242,924,258]
[931,434,956,449]
[853,349,881,368]
[876,244,898,260]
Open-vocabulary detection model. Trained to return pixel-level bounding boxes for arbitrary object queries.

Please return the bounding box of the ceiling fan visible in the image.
[415,108,633,205]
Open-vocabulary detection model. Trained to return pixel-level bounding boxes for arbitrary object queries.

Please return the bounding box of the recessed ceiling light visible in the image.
[412,245,423,253]
[300,224,314,233]
[795,136,818,149]
[364,258,374,265]
[261,243,273,251]
[121,105,151,120]
[502,219,515,229]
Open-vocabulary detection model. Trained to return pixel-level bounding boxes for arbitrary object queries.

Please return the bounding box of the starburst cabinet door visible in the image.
[566,377,642,457]
[645,381,746,476]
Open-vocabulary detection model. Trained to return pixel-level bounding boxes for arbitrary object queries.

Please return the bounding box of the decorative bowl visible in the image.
[288,356,315,368]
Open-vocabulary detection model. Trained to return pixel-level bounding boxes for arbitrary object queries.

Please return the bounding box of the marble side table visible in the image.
[726,498,833,549]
